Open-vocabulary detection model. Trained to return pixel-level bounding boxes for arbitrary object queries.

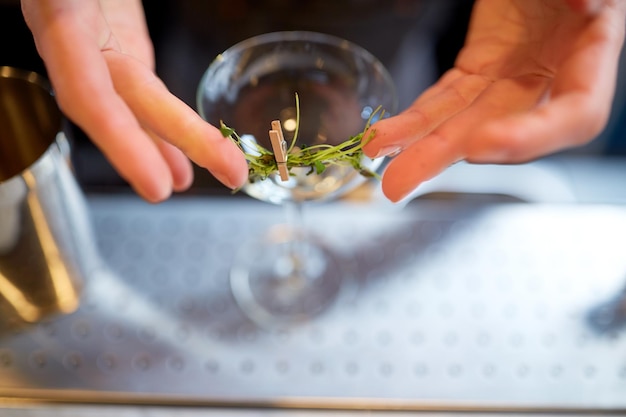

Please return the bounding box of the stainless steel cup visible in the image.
[0,67,95,324]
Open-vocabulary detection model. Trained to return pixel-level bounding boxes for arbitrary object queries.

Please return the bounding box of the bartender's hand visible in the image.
[21,0,248,202]
[364,0,626,202]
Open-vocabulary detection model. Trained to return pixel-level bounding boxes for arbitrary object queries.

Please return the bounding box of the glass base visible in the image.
[230,224,344,328]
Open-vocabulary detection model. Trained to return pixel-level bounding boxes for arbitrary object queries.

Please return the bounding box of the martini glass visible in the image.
[197,31,397,327]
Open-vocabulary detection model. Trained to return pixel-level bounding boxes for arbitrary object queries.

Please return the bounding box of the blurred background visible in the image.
[6,0,624,196]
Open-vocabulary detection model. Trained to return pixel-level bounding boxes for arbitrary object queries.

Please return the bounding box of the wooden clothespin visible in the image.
[269,120,289,181]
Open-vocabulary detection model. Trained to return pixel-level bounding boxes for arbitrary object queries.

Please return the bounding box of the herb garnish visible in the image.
[219,94,385,184]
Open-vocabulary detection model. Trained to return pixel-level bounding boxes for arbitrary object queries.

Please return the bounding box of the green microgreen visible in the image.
[219,94,385,185]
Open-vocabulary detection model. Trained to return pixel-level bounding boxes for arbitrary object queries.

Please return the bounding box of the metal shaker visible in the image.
[0,67,97,324]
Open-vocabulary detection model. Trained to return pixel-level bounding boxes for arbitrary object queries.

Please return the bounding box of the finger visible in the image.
[100,0,154,68]
[381,74,551,202]
[465,94,603,164]
[104,50,249,189]
[23,1,174,202]
[380,132,463,202]
[412,68,469,106]
[363,71,490,158]
[465,11,624,163]
[145,129,194,192]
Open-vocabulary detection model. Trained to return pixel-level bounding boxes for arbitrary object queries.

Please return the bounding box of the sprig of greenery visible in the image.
[219,95,385,184]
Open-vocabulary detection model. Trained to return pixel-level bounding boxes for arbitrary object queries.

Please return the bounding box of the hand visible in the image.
[364,0,626,202]
[21,0,248,202]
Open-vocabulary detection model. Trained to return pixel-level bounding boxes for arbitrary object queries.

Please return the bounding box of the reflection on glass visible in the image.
[198,31,397,327]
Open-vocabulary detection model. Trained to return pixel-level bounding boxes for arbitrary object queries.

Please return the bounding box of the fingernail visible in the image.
[228,174,247,190]
[141,180,172,203]
[212,171,235,189]
[373,145,401,158]
[382,180,413,203]
[213,168,246,190]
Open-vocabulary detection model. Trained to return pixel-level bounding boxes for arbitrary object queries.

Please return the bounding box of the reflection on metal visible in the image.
[0,67,91,324]
[0,67,61,183]
[1,196,626,413]
[23,170,80,315]
[0,271,40,322]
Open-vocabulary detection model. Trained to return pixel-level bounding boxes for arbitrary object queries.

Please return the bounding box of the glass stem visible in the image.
[283,200,304,234]
[282,200,306,274]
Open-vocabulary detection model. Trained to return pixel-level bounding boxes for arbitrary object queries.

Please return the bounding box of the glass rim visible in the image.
[217,30,375,58]
[197,30,398,116]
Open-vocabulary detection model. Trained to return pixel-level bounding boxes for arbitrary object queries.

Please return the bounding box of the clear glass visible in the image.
[197,31,397,327]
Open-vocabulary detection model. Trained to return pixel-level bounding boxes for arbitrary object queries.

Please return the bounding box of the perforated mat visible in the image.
[1,195,626,412]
